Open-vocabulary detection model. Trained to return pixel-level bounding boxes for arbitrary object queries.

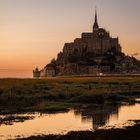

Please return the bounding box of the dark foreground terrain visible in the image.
[0,76,140,114]
[17,120,140,140]
[0,76,140,140]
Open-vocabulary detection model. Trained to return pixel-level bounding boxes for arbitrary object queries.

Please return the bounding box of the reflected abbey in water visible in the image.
[74,104,119,129]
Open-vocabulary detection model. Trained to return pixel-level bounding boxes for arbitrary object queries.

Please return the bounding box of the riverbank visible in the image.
[17,120,140,140]
[0,115,34,125]
[0,76,140,114]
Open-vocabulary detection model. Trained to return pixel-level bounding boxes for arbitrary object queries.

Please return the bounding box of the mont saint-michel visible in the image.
[33,11,140,77]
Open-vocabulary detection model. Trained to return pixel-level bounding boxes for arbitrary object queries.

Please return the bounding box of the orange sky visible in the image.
[0,0,140,77]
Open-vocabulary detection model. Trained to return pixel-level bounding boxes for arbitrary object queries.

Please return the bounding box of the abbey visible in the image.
[33,11,140,77]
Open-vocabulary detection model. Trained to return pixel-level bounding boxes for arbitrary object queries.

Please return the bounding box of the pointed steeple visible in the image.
[93,9,99,31]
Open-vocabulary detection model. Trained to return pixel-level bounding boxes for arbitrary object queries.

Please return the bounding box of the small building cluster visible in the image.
[33,10,140,78]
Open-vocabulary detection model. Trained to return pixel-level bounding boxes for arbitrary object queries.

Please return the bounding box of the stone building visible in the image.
[33,10,140,78]
[33,67,40,78]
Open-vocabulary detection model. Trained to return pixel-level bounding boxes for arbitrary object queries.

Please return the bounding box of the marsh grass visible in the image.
[0,76,140,114]
[0,115,34,125]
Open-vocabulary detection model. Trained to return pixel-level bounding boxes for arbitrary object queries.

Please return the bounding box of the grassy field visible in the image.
[0,76,140,114]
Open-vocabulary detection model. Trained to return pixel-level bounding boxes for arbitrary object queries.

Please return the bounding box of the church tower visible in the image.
[93,9,99,31]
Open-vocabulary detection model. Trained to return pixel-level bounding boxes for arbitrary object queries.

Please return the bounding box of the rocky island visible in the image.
[33,10,140,77]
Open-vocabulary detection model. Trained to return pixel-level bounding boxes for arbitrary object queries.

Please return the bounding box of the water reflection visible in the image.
[0,103,140,140]
[74,105,120,129]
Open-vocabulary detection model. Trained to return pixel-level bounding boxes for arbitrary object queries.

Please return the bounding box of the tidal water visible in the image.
[0,103,140,140]
[0,69,32,78]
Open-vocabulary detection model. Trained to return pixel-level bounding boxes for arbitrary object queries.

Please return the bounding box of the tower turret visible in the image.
[93,9,99,31]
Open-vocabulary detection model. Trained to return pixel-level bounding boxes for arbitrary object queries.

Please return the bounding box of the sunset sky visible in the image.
[0,0,140,77]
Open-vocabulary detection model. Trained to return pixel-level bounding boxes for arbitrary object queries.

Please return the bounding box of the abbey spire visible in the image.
[93,9,99,31]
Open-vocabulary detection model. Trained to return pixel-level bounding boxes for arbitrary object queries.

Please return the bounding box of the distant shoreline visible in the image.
[1,73,140,79]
